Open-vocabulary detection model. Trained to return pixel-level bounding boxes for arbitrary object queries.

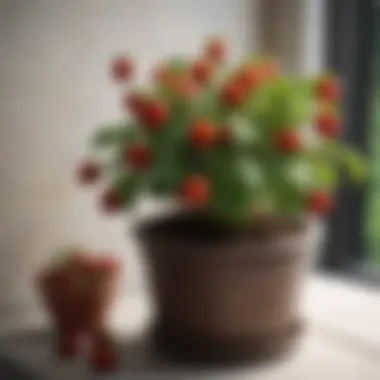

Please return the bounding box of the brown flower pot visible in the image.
[138,211,313,365]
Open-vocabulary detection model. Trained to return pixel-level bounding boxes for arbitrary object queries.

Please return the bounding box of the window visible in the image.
[322,0,380,284]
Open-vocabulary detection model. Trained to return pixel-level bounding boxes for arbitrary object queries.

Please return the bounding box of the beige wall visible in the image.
[0,0,256,314]
[0,0,327,326]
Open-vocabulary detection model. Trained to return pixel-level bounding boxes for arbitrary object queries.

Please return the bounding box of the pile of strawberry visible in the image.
[77,36,366,223]
[37,249,120,372]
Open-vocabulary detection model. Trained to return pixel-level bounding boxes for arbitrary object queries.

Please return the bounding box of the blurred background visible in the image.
[0,0,378,334]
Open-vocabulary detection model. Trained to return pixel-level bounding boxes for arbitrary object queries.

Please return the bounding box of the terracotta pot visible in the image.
[138,212,315,364]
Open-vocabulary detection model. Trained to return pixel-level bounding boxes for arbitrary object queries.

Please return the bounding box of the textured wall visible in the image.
[0,0,255,312]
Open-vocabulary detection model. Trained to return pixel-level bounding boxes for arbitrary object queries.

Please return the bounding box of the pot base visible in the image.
[152,319,304,367]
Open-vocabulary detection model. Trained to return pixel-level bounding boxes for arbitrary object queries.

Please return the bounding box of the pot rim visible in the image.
[135,211,318,253]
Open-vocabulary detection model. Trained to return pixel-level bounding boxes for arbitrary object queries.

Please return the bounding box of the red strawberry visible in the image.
[275,129,302,153]
[77,161,100,185]
[308,190,333,215]
[236,65,260,91]
[174,75,200,98]
[100,189,124,213]
[220,81,247,107]
[189,119,217,148]
[317,111,342,138]
[180,175,211,206]
[124,92,147,116]
[191,59,214,84]
[125,142,152,169]
[204,37,227,63]
[140,99,169,130]
[316,76,341,102]
[111,56,134,82]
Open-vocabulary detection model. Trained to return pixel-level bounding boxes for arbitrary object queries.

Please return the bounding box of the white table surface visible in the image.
[0,274,379,380]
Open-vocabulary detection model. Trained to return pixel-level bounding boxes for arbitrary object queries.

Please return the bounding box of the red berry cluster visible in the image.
[77,38,231,212]
[316,104,342,138]
[275,129,302,153]
[315,75,342,139]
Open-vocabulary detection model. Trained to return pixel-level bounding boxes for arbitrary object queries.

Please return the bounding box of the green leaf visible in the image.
[91,123,138,149]
[284,158,314,190]
[275,183,305,215]
[228,116,259,147]
[208,156,263,223]
[297,153,338,189]
[113,174,144,208]
[323,141,368,183]
[297,77,316,95]
[248,78,315,130]
[236,158,264,190]
[312,161,338,189]
[342,149,368,182]
[261,158,305,215]
[148,151,185,195]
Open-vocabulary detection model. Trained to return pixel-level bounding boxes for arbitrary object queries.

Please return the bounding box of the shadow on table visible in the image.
[0,329,293,379]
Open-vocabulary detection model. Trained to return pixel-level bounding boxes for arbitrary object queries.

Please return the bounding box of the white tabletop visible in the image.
[0,275,379,380]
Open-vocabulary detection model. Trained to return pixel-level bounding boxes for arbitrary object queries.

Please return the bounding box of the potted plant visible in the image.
[77,37,367,364]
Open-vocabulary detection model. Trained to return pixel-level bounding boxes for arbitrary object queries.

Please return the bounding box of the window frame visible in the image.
[321,0,378,284]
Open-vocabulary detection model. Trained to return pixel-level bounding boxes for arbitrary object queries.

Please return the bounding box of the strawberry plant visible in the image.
[78,36,367,224]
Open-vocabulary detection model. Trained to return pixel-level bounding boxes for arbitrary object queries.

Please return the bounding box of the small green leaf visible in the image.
[91,123,138,149]
[323,141,368,183]
[208,157,263,223]
[249,78,315,130]
[228,116,259,146]
[312,161,338,189]
[285,159,314,190]
[275,185,305,215]
[344,149,368,182]
[259,158,306,215]
[148,152,185,195]
[113,174,144,208]
[237,158,264,190]
[297,77,316,95]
